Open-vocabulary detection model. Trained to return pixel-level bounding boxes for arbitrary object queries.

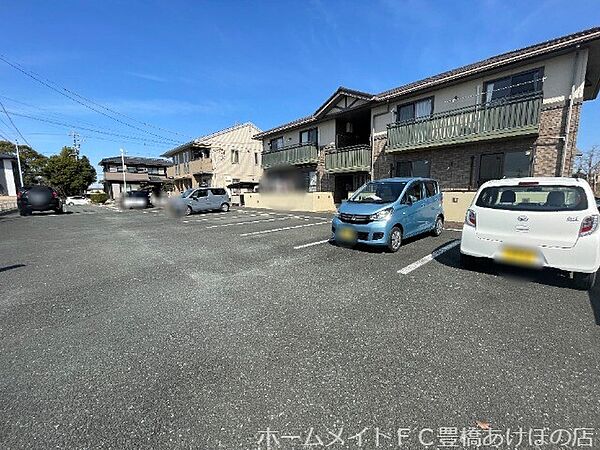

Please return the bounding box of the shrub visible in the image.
[90,192,109,204]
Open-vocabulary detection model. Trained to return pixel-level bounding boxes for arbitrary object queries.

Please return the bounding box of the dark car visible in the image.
[596,197,600,210]
[17,186,65,216]
[120,190,152,209]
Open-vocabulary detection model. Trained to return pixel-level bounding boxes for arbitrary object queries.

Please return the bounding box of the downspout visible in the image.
[560,46,580,177]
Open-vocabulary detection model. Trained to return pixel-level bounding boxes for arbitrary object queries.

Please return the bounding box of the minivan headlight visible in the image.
[371,207,393,221]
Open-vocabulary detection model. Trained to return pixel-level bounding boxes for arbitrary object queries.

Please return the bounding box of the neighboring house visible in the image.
[254,27,600,204]
[160,122,263,193]
[98,156,173,199]
[0,152,19,196]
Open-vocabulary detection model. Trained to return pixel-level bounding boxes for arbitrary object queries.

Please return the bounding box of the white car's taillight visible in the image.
[465,209,476,227]
[579,215,599,236]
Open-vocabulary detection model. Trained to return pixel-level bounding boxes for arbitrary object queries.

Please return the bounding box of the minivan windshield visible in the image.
[181,189,194,198]
[349,182,407,204]
[475,185,588,211]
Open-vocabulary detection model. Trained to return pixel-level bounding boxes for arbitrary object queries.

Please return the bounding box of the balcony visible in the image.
[262,143,318,169]
[324,144,371,173]
[167,158,213,178]
[386,94,542,152]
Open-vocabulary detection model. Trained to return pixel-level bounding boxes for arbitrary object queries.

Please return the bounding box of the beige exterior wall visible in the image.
[244,192,335,212]
[169,123,263,192]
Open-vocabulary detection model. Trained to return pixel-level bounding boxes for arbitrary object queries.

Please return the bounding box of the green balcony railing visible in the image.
[386,94,542,152]
[325,144,371,173]
[262,143,318,169]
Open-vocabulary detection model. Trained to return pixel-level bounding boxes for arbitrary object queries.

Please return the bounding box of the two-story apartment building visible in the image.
[254,27,600,204]
[99,156,173,199]
[161,122,263,193]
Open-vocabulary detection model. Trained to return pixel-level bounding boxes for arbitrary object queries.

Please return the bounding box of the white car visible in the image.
[460,177,599,290]
[65,196,90,206]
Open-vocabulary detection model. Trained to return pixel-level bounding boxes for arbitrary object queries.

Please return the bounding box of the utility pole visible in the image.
[69,131,81,159]
[14,139,24,188]
[120,148,127,195]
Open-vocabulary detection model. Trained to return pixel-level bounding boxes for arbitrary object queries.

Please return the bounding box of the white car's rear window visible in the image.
[475,185,588,211]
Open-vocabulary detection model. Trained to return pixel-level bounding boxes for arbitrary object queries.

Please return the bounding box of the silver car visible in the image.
[181,188,230,215]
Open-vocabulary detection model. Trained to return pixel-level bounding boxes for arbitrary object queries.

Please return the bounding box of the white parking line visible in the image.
[206,217,292,228]
[293,239,330,249]
[240,221,329,236]
[397,240,460,275]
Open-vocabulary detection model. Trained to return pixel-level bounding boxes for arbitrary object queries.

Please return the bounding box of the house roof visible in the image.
[376,26,600,100]
[253,26,600,140]
[161,122,262,157]
[98,156,173,167]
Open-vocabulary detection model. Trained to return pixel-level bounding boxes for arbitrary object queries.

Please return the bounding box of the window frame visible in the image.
[395,160,431,178]
[269,137,284,151]
[395,96,434,124]
[483,67,544,104]
[231,149,240,164]
[477,150,532,186]
[299,127,318,145]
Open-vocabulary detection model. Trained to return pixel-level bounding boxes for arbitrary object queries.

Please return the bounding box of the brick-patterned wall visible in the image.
[373,100,582,189]
[317,145,333,191]
[373,135,536,190]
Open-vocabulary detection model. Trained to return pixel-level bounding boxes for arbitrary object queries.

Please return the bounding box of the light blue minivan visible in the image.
[331,177,444,252]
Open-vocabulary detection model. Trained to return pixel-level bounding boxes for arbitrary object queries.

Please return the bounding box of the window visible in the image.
[403,182,424,203]
[396,97,433,123]
[484,68,543,103]
[231,149,240,164]
[192,189,208,198]
[300,128,318,145]
[210,188,226,196]
[395,160,430,178]
[476,185,587,212]
[424,181,438,197]
[478,151,531,185]
[254,153,259,165]
[350,182,407,204]
[127,166,137,173]
[109,166,117,173]
[269,137,284,151]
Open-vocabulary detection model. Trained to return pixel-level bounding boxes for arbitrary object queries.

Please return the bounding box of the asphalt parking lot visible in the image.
[1,204,599,448]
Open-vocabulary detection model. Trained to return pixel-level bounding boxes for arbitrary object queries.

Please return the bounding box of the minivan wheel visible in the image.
[432,216,444,236]
[387,226,402,252]
[573,271,597,291]
[185,206,193,216]
[220,203,230,212]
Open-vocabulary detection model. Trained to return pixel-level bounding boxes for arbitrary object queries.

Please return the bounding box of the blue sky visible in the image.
[0,0,599,177]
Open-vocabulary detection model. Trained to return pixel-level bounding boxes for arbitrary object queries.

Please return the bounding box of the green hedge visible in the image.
[90,192,109,204]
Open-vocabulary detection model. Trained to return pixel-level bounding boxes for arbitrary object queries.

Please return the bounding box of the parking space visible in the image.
[1,205,599,448]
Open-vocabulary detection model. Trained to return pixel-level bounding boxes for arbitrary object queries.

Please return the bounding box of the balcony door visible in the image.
[478,151,531,186]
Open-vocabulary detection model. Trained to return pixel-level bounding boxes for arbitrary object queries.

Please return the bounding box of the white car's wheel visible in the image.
[573,271,597,290]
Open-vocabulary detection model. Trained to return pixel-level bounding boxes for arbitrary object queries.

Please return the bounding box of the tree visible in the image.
[574,145,600,194]
[0,140,48,185]
[43,147,96,196]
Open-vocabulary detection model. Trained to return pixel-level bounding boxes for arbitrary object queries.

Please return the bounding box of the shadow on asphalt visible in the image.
[330,231,435,253]
[588,286,600,325]
[436,245,600,324]
[0,264,26,273]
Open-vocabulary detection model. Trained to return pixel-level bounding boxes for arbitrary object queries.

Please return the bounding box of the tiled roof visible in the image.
[98,156,173,167]
[376,26,600,100]
[253,26,600,140]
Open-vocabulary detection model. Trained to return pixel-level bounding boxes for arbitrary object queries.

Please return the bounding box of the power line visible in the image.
[0,98,32,147]
[0,53,184,145]
[6,110,179,146]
